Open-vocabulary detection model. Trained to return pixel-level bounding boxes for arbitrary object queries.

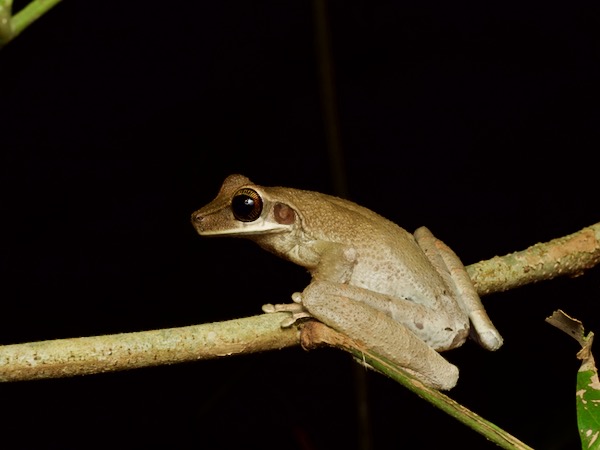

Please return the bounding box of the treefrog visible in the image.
[191,174,503,390]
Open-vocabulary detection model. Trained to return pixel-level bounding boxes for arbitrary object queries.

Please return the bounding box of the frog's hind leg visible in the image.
[299,282,459,390]
[414,227,503,351]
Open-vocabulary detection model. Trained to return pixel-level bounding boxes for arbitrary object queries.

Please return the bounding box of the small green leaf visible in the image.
[577,367,600,450]
[546,310,600,449]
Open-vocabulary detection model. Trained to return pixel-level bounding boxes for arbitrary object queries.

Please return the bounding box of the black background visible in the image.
[1,2,599,449]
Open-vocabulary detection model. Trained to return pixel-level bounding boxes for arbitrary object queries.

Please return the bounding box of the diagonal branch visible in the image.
[300,321,534,449]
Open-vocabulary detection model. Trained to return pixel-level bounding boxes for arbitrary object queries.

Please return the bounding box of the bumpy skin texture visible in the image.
[192,175,502,390]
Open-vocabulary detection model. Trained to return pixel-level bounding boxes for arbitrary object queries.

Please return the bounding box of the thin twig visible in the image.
[0,0,62,46]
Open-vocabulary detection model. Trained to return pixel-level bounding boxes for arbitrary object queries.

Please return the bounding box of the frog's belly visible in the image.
[348,261,469,350]
[349,260,441,306]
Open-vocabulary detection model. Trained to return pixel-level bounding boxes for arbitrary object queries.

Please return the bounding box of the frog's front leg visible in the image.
[299,280,460,390]
[262,242,357,327]
[414,227,503,351]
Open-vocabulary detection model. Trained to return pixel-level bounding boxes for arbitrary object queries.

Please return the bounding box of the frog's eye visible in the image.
[231,188,263,222]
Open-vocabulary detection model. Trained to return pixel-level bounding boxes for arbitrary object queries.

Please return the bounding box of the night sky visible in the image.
[1,2,599,449]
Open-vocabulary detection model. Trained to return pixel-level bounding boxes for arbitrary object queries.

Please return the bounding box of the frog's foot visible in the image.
[262,292,313,327]
[469,310,504,351]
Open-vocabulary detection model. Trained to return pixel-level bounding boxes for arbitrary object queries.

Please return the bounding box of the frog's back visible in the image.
[275,187,446,304]
[268,187,405,243]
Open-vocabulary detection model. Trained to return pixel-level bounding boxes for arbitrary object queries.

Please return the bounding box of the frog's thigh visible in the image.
[414,226,503,351]
[304,280,466,351]
[301,283,459,390]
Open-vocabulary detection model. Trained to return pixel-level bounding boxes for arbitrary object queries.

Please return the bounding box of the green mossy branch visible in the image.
[0,224,597,447]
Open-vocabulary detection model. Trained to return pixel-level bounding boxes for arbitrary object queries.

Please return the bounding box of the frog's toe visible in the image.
[477,329,504,351]
[280,311,312,327]
[262,302,312,327]
[470,310,504,351]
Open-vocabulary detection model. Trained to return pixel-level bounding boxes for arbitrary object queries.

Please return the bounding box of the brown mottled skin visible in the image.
[192,175,502,390]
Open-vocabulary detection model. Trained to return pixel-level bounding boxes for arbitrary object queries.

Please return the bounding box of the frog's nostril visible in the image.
[191,212,204,223]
